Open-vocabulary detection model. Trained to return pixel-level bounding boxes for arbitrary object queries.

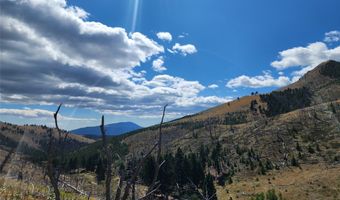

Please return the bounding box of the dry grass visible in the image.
[181,95,263,122]
[0,176,94,200]
[216,163,340,200]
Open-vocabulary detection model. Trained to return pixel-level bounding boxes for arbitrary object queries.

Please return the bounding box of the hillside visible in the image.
[282,60,340,105]
[70,122,142,138]
[121,60,339,156]
[0,122,95,161]
[72,60,339,199]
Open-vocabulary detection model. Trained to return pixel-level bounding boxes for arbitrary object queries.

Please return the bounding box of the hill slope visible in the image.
[0,122,94,161]
[64,60,340,200]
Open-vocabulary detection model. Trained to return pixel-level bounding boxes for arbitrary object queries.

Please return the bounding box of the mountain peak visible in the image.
[71,121,142,137]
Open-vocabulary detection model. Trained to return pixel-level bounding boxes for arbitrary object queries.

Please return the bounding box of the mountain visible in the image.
[70,122,142,137]
[282,60,340,104]
[68,60,340,200]
[123,60,340,153]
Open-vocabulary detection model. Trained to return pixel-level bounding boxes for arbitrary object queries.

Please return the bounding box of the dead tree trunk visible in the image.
[46,104,70,200]
[114,173,124,200]
[47,127,60,200]
[0,146,15,173]
[100,115,113,200]
[147,104,167,194]
[121,142,158,200]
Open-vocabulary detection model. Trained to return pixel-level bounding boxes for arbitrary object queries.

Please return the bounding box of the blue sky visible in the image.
[0,0,340,130]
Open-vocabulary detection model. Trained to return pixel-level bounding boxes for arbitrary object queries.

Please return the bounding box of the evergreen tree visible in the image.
[203,174,217,200]
[211,142,222,173]
[95,159,105,183]
[159,153,176,196]
[175,148,186,185]
[259,160,266,175]
[85,155,96,171]
[188,153,204,187]
[296,142,302,152]
[291,156,299,167]
[140,156,155,185]
[308,145,315,154]
[266,189,279,200]
[199,144,208,168]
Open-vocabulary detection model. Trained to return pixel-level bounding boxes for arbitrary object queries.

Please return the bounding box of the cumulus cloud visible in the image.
[141,75,231,107]
[0,108,96,121]
[172,43,197,56]
[271,42,340,70]
[226,71,291,88]
[226,32,340,89]
[156,32,172,41]
[208,84,219,89]
[271,42,340,79]
[324,30,340,43]
[152,57,167,72]
[0,0,227,118]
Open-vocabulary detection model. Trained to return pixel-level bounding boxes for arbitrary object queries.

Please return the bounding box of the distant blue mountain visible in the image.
[70,122,142,137]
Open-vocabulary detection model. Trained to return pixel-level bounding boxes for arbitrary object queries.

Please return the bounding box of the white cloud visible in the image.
[152,56,167,72]
[172,43,197,56]
[156,32,172,41]
[0,0,229,119]
[0,108,96,121]
[208,84,219,89]
[324,30,340,43]
[271,42,340,70]
[141,75,231,107]
[178,32,188,38]
[271,41,340,80]
[226,71,291,88]
[226,32,340,89]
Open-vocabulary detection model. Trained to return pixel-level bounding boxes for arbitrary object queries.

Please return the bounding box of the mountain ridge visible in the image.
[70,121,142,137]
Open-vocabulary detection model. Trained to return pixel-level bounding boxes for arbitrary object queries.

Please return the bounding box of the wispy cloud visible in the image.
[226,71,291,88]
[324,30,340,43]
[0,108,96,121]
[208,84,219,89]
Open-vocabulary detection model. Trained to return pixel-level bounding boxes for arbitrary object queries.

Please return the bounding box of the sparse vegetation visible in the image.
[1,61,340,199]
[260,87,312,117]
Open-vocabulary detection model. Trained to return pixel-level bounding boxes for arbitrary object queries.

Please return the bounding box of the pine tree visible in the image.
[95,159,105,183]
[175,147,186,185]
[211,142,222,173]
[266,189,279,200]
[308,145,315,154]
[203,174,217,200]
[296,142,302,152]
[199,144,208,168]
[291,156,299,167]
[188,153,204,187]
[159,153,176,195]
[140,156,155,185]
